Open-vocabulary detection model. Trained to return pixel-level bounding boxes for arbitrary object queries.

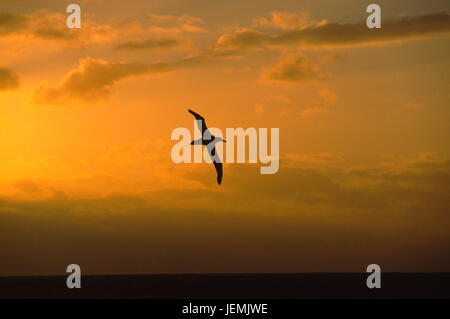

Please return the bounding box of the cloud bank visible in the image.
[1,152,449,275]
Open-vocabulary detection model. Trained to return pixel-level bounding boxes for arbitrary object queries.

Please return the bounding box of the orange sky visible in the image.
[0,0,449,275]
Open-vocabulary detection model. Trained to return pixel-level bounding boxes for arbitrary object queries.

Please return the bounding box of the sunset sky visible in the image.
[1,0,449,275]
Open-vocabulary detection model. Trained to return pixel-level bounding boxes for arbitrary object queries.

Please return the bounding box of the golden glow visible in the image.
[0,1,449,275]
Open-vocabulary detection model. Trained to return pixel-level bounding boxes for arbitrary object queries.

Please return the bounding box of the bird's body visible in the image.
[188,109,226,185]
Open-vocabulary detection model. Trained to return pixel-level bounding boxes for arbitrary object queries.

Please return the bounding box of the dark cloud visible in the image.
[0,12,29,36]
[0,11,74,40]
[32,11,79,40]
[115,38,180,51]
[0,68,20,91]
[32,28,76,40]
[215,12,450,51]
[33,57,151,104]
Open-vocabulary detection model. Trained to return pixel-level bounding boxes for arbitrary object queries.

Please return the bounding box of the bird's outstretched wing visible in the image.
[188,109,208,135]
[213,161,223,185]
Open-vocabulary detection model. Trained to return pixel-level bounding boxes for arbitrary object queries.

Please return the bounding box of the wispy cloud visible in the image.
[299,107,327,117]
[298,88,337,117]
[262,53,323,83]
[252,11,325,31]
[215,12,450,51]
[0,10,205,50]
[0,10,114,44]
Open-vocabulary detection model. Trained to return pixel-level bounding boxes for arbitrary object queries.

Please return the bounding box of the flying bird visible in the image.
[188,109,226,185]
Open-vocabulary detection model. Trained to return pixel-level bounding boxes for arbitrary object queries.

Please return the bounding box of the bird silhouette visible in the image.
[188,109,226,185]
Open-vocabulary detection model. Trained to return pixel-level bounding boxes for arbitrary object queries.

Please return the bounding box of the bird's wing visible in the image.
[207,143,223,185]
[213,161,223,185]
[188,109,208,135]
